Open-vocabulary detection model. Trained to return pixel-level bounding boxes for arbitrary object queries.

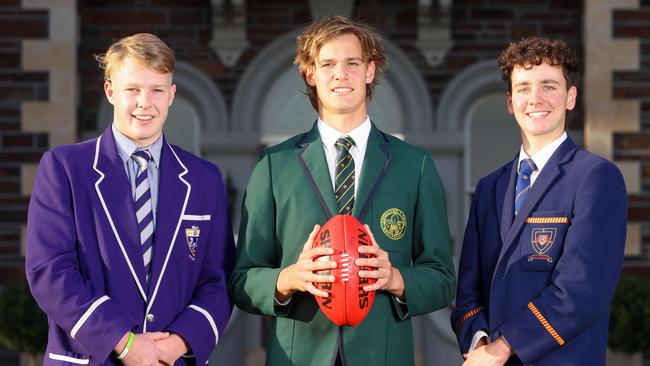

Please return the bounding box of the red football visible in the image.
[311,214,376,326]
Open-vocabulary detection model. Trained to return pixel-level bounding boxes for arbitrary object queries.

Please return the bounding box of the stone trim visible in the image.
[19,0,78,261]
[625,222,642,257]
[21,0,78,148]
[584,0,641,256]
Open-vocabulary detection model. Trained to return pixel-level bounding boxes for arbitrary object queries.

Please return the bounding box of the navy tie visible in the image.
[132,150,154,284]
[515,158,537,216]
[335,136,355,214]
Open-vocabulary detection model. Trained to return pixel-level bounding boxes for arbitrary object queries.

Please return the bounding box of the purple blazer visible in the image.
[26,127,235,365]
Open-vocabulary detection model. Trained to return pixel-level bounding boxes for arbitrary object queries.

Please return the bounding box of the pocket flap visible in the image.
[182,214,211,221]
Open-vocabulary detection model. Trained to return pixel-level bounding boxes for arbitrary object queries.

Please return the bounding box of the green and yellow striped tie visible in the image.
[335,136,355,214]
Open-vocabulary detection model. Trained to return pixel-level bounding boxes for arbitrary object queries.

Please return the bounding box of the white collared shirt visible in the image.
[317,117,371,195]
[518,132,567,187]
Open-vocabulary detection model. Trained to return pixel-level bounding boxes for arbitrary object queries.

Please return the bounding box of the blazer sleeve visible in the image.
[392,152,456,319]
[167,165,236,365]
[450,182,489,353]
[228,151,288,317]
[499,160,627,364]
[25,150,136,362]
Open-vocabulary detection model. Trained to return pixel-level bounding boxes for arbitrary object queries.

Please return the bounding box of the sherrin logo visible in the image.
[380,208,406,240]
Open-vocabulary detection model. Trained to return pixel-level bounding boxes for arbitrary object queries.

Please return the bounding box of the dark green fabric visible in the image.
[229,123,456,366]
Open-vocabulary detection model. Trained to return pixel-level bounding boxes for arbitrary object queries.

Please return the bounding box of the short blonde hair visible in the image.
[295,16,388,110]
[95,33,175,82]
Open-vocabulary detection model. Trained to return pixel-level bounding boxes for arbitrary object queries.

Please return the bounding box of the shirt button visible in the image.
[146,313,155,322]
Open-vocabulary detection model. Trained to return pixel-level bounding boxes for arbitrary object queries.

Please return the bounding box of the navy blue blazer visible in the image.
[26,127,235,365]
[450,137,627,365]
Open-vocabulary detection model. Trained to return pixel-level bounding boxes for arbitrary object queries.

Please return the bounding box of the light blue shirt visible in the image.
[112,124,163,226]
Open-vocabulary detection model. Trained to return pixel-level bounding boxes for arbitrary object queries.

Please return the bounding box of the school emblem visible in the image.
[185,226,200,261]
[380,208,406,240]
[529,228,556,263]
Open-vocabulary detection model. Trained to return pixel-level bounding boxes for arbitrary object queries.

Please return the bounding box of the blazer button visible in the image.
[146,313,155,322]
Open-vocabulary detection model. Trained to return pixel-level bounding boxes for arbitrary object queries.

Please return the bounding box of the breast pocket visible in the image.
[519,211,569,272]
[175,214,212,265]
[370,196,414,256]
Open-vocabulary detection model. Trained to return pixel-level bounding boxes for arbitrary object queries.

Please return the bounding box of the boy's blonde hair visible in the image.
[95,33,175,82]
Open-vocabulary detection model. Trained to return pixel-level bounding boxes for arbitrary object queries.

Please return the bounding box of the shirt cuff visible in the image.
[394,295,407,304]
[469,330,488,352]
[274,296,292,306]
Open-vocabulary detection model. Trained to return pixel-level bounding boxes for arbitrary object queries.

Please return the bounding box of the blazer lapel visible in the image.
[499,137,578,264]
[147,138,189,299]
[296,124,338,219]
[498,157,517,244]
[353,124,391,222]
[94,127,148,300]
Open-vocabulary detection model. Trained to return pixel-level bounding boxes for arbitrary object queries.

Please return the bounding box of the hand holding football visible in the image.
[311,215,376,326]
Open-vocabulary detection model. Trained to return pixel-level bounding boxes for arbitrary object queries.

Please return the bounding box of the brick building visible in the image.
[0,0,648,365]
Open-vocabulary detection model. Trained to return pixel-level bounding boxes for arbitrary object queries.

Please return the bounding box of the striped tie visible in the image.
[132,150,154,284]
[335,136,355,214]
[515,158,537,215]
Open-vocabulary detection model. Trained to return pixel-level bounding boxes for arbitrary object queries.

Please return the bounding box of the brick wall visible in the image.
[355,0,584,130]
[79,0,585,134]
[614,5,650,268]
[79,0,313,132]
[0,2,49,285]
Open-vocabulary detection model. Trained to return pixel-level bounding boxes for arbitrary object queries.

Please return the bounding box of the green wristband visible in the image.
[116,332,135,360]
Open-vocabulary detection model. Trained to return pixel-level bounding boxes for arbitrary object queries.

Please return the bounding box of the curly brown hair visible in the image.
[294,16,388,110]
[498,37,579,93]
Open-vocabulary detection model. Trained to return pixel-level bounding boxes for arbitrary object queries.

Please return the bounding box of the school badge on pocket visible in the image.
[380,208,406,240]
[529,228,556,263]
[186,226,200,261]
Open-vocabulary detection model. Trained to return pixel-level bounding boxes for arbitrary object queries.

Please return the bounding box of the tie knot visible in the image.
[335,136,355,152]
[132,150,152,168]
[519,158,537,175]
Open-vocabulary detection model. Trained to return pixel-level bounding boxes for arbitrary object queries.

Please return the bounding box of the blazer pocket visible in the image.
[370,196,414,253]
[181,214,211,221]
[47,350,90,365]
[519,210,569,272]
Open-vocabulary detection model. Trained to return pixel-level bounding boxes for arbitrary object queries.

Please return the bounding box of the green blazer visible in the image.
[229,123,456,366]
